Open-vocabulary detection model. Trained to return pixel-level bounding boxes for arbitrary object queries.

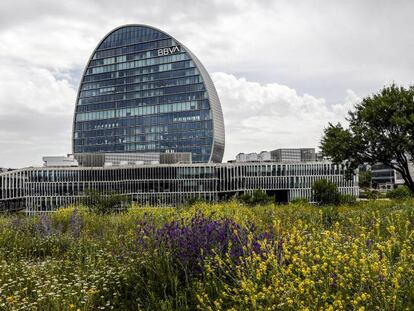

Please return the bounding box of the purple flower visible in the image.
[35,213,53,237]
[136,213,274,275]
[69,208,82,238]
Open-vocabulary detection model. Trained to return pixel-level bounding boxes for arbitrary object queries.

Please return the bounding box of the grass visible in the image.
[0,200,413,310]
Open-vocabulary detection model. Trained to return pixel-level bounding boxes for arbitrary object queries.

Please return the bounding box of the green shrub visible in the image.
[320,205,340,228]
[238,189,274,206]
[340,194,357,205]
[386,186,412,200]
[312,179,341,205]
[82,189,131,214]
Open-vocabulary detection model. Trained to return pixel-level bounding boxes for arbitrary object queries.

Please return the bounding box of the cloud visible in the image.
[0,0,411,167]
[212,72,361,160]
[0,60,75,168]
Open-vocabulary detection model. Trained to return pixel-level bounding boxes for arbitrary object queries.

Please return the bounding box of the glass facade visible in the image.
[73,25,225,163]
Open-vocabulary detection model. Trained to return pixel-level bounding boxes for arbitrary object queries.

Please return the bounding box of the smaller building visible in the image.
[258,151,271,161]
[43,155,78,167]
[236,152,260,162]
[270,148,316,162]
[236,148,317,163]
[371,163,405,191]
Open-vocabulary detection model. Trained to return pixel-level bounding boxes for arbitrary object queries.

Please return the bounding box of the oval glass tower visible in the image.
[72,25,225,163]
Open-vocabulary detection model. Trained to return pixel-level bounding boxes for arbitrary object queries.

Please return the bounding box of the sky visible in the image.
[0,0,413,168]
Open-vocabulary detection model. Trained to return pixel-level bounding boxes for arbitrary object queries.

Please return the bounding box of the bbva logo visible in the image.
[158,45,181,56]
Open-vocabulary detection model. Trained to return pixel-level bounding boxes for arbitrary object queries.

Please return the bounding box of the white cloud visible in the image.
[0,61,76,115]
[0,0,410,167]
[212,72,361,161]
[0,60,76,168]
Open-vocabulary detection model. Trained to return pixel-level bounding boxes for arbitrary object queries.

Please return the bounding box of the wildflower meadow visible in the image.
[0,199,413,310]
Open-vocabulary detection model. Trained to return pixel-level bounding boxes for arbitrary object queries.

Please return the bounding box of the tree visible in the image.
[312,179,341,205]
[320,84,414,193]
[358,170,372,189]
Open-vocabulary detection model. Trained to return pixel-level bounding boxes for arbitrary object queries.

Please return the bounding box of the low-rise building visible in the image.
[371,163,405,191]
[270,148,316,162]
[0,161,358,213]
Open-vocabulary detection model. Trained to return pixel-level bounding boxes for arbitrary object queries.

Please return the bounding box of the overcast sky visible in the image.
[0,0,413,168]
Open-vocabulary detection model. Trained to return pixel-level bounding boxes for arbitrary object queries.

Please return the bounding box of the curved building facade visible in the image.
[72,25,225,163]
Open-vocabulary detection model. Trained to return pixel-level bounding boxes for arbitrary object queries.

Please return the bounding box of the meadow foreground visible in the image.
[0,200,413,310]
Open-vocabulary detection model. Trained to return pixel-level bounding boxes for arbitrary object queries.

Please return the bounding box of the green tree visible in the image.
[82,189,131,214]
[312,179,341,205]
[320,84,414,193]
[358,170,372,189]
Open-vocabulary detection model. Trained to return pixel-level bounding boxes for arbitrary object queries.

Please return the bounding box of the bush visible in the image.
[340,194,357,205]
[82,189,131,214]
[238,189,274,206]
[320,205,340,228]
[185,196,207,206]
[312,179,341,205]
[386,186,412,200]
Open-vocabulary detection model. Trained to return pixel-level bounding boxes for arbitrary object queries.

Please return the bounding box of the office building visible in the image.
[371,164,405,191]
[0,161,358,213]
[0,25,358,213]
[270,148,316,162]
[73,24,225,163]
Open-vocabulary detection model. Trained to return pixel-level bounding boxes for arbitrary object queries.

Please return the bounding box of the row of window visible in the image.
[98,27,169,50]
[74,110,212,132]
[76,131,210,146]
[76,91,208,113]
[93,38,173,60]
[76,129,213,144]
[83,60,194,84]
[75,123,213,141]
[90,46,181,68]
[81,68,198,91]
[86,53,187,75]
[83,60,195,83]
[76,101,200,122]
[79,75,203,99]
[78,83,205,105]
[75,116,207,139]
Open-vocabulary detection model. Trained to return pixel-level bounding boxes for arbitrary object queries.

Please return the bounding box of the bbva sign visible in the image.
[158,45,181,56]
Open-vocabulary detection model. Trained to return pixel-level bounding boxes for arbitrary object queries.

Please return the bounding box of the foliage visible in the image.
[320,205,341,228]
[185,196,207,206]
[312,179,341,205]
[290,197,309,204]
[359,170,372,189]
[320,84,414,192]
[82,189,131,214]
[0,200,414,310]
[359,189,383,200]
[238,189,275,206]
[386,185,412,200]
[339,193,357,205]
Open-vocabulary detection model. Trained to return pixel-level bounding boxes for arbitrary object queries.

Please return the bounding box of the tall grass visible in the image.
[0,200,413,310]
